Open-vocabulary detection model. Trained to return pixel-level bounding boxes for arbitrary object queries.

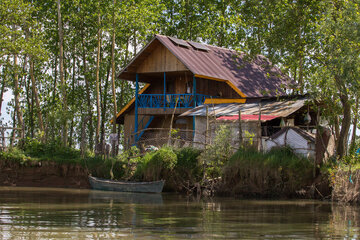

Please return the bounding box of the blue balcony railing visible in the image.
[137,94,212,108]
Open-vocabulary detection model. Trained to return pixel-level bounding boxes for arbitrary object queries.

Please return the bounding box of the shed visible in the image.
[180,98,314,148]
[266,127,316,158]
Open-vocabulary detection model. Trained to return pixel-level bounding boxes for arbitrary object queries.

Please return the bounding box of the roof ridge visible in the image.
[157,34,239,53]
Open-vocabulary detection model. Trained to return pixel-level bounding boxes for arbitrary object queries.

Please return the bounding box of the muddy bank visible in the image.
[332,169,360,203]
[215,172,331,199]
[0,159,90,189]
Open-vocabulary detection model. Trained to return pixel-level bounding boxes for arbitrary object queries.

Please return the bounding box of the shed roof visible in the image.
[180,99,306,121]
[118,35,295,98]
[268,127,315,143]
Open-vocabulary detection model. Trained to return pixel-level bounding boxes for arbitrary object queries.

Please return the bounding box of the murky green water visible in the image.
[0,187,359,239]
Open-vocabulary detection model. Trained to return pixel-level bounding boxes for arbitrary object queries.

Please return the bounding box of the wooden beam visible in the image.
[138,108,191,115]
[194,74,247,98]
[204,98,246,104]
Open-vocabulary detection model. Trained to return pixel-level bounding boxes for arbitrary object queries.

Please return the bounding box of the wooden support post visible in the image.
[168,97,179,146]
[192,75,197,139]
[163,72,166,111]
[193,75,196,106]
[258,102,262,151]
[206,106,209,145]
[135,73,139,143]
[238,109,243,148]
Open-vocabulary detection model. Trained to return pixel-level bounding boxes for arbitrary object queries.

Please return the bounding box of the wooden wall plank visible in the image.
[136,44,188,73]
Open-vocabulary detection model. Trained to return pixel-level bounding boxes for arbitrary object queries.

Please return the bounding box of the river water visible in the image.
[0,187,359,239]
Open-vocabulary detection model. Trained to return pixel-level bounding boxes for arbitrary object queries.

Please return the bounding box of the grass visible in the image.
[0,139,127,179]
[22,139,83,164]
[222,146,314,197]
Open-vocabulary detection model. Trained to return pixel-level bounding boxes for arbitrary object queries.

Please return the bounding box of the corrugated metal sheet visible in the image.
[217,115,278,122]
[179,99,306,121]
[118,35,295,98]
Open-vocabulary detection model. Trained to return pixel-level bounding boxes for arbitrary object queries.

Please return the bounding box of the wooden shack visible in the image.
[115,35,293,148]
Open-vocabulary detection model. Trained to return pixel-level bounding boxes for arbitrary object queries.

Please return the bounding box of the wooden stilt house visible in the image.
[115,35,293,148]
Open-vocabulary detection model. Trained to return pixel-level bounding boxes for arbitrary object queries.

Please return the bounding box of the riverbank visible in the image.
[0,143,331,199]
[0,158,89,188]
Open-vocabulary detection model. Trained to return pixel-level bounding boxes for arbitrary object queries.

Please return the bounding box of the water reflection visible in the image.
[89,190,163,205]
[0,187,359,239]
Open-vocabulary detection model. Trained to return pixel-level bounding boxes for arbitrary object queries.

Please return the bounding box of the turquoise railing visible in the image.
[137,94,211,108]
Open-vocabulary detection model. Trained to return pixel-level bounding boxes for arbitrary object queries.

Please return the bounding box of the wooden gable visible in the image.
[136,44,188,73]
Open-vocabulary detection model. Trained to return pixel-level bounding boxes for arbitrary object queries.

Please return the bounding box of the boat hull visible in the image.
[88,176,164,193]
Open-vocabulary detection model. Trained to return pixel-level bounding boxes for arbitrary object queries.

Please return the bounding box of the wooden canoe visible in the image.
[88,176,165,193]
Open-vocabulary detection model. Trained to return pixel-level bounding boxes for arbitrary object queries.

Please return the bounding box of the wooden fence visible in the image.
[0,126,23,151]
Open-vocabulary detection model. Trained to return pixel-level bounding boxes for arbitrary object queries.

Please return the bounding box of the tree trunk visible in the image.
[133,28,137,55]
[297,2,304,94]
[68,50,76,148]
[53,57,57,104]
[100,60,111,148]
[337,93,352,159]
[69,119,74,148]
[81,116,91,158]
[24,68,33,138]
[57,0,68,146]
[81,27,94,151]
[95,9,102,149]
[10,111,16,147]
[13,54,24,139]
[0,73,5,115]
[116,37,130,150]
[20,55,29,138]
[0,56,9,114]
[30,60,45,141]
[111,0,117,156]
[350,97,359,151]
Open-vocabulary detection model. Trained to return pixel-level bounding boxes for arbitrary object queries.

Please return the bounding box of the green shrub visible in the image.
[0,147,32,163]
[134,146,177,181]
[21,138,82,164]
[199,124,233,178]
[85,156,126,179]
[175,147,202,181]
[175,147,201,169]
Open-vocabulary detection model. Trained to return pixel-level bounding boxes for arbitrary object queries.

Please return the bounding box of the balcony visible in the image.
[137,94,212,109]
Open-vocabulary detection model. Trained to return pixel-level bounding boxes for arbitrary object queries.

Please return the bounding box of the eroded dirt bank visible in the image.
[0,159,90,189]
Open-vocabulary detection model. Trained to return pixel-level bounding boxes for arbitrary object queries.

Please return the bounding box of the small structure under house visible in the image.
[114,34,294,149]
[180,98,335,161]
[180,98,315,146]
[266,127,316,158]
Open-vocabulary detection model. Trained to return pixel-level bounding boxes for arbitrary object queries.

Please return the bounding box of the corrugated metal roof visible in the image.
[118,35,295,98]
[156,35,293,98]
[179,99,306,120]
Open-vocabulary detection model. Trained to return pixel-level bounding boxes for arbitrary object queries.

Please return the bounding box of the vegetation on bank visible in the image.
[1,127,358,199]
[222,147,314,197]
[326,153,360,203]
[0,133,319,197]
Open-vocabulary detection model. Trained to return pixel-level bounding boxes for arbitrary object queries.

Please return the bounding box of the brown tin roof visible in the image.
[118,34,295,98]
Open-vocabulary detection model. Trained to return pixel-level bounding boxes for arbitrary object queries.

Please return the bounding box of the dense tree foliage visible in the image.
[0,0,359,158]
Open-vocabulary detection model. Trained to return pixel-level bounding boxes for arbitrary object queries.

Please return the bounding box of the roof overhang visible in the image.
[180,98,308,121]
